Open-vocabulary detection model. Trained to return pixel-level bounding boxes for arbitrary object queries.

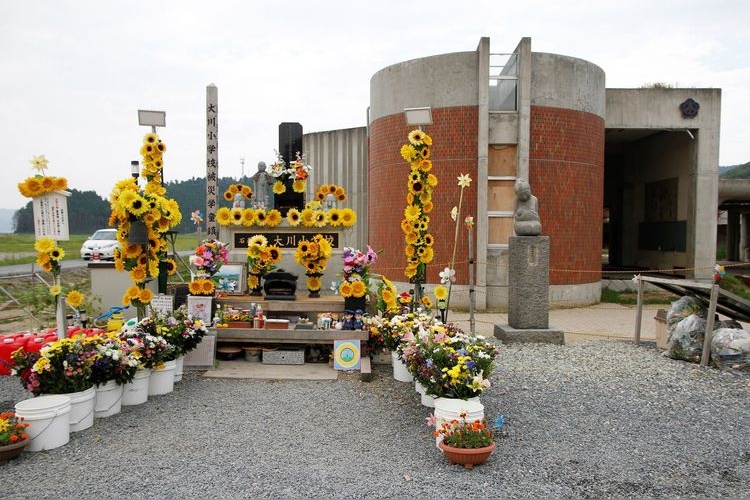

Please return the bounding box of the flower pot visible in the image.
[248,273,264,296]
[0,439,28,465]
[173,355,184,382]
[438,441,496,469]
[122,368,151,406]
[306,272,323,298]
[148,360,176,396]
[94,380,123,418]
[434,397,485,447]
[64,387,96,433]
[391,351,413,383]
[344,295,366,313]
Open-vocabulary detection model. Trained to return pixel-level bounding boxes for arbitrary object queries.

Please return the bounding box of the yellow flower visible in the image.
[300,208,316,227]
[65,290,85,308]
[422,201,434,213]
[216,207,231,225]
[164,259,177,275]
[265,209,282,227]
[339,281,353,297]
[400,144,417,162]
[313,211,326,228]
[49,247,65,261]
[408,130,424,145]
[292,180,306,193]
[130,266,148,283]
[143,132,159,144]
[248,234,268,247]
[351,280,366,297]
[188,281,202,295]
[286,208,301,226]
[307,276,321,291]
[421,296,433,309]
[327,209,341,227]
[434,285,448,300]
[138,288,154,304]
[427,173,438,187]
[34,237,56,253]
[405,232,419,245]
[405,205,421,221]
[223,189,234,202]
[422,133,433,146]
[230,208,244,225]
[242,208,257,226]
[240,184,253,197]
[419,159,432,172]
[248,274,259,289]
[340,208,356,227]
[49,284,62,296]
[268,245,282,264]
[273,181,286,195]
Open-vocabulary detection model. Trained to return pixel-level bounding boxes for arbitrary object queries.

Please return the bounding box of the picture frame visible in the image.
[212,263,246,295]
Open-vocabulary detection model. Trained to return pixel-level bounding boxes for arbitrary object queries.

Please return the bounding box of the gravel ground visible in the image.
[1,340,749,499]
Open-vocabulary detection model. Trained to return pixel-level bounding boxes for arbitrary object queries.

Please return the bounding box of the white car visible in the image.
[80,229,120,261]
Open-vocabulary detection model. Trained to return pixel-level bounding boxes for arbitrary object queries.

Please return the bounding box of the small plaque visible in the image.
[333,340,361,370]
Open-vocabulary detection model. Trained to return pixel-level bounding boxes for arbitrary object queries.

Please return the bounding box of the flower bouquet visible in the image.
[400,321,499,400]
[338,245,378,312]
[120,321,175,369]
[246,234,283,294]
[190,239,229,277]
[294,234,333,297]
[146,305,208,357]
[269,151,312,195]
[88,333,140,387]
[11,337,95,396]
[0,411,30,465]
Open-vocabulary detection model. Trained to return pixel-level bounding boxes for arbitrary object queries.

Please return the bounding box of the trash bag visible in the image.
[666,296,705,337]
[666,313,706,363]
[710,328,750,371]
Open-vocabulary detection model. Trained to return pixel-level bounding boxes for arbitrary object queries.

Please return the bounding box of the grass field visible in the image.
[0,233,201,266]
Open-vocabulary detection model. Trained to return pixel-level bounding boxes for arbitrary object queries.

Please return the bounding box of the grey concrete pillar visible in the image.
[727,209,740,261]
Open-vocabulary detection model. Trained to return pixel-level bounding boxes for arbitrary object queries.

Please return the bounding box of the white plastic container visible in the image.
[122,369,151,406]
[433,397,485,448]
[67,387,96,432]
[94,380,123,418]
[391,351,413,383]
[148,359,176,396]
[173,355,184,382]
[15,395,71,451]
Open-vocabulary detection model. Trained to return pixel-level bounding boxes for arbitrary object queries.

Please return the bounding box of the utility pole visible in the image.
[240,157,245,179]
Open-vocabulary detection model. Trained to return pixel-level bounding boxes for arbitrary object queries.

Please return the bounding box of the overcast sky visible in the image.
[2,0,748,211]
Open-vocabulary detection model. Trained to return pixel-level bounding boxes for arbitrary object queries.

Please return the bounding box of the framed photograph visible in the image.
[212,263,246,295]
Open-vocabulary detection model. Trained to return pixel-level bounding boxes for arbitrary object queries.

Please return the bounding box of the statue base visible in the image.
[493,323,565,345]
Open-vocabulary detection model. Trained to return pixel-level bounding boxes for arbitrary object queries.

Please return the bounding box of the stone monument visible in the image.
[494,179,564,345]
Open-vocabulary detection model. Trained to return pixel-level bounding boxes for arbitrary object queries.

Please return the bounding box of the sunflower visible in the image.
[34,237,55,253]
[400,144,418,162]
[216,207,232,225]
[339,208,357,227]
[49,284,61,296]
[164,259,177,275]
[409,180,424,195]
[316,190,326,201]
[292,179,306,193]
[255,210,267,226]
[405,232,419,245]
[49,247,65,261]
[408,129,424,145]
[335,187,347,202]
[313,211,326,227]
[242,208,257,226]
[240,184,252,197]
[422,200,434,213]
[273,180,286,195]
[268,245,282,264]
[201,280,215,294]
[381,288,395,305]
[248,274,259,289]
[419,247,434,263]
[188,281,203,295]
[300,208,316,227]
[286,208,301,226]
[143,132,158,144]
[420,296,433,309]
[351,280,367,297]
[248,234,268,248]
[419,159,432,171]
[223,189,234,202]
[230,208,244,225]
[265,209,282,227]
[40,177,54,191]
[423,233,435,247]
[421,147,431,159]
[404,205,421,221]
[422,133,433,146]
[65,290,85,309]
[405,245,415,257]
[426,173,438,187]
[434,285,448,301]
[339,281,353,297]
[327,209,341,226]
[130,267,148,283]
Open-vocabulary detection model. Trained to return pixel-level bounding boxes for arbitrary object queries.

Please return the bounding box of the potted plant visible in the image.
[10,337,94,397]
[0,411,30,465]
[294,234,332,297]
[430,411,496,469]
[245,234,283,295]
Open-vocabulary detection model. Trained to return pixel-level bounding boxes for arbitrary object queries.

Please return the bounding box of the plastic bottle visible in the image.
[255,305,264,329]
[0,336,26,376]
[24,336,46,354]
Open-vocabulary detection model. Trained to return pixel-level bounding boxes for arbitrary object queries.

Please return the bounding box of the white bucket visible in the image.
[148,359,176,396]
[15,395,71,452]
[434,397,485,448]
[173,355,184,382]
[66,387,96,432]
[94,380,123,418]
[122,369,151,406]
[391,351,413,383]
[415,381,424,394]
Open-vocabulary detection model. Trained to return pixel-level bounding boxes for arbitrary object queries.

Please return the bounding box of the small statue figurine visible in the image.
[323,193,337,210]
[251,161,273,208]
[233,192,245,209]
[513,178,542,236]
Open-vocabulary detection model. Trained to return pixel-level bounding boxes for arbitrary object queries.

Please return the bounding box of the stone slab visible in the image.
[494,323,565,345]
[508,236,550,329]
[202,360,339,380]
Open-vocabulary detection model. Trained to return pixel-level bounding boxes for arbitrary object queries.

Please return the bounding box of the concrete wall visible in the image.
[607,88,721,280]
[530,52,606,117]
[303,127,369,250]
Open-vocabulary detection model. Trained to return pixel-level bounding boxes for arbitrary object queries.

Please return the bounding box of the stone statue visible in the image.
[513,178,542,236]
[251,161,273,208]
[323,193,337,210]
[232,192,245,209]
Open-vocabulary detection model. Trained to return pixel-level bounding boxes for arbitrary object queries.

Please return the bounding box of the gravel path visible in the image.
[2,341,749,499]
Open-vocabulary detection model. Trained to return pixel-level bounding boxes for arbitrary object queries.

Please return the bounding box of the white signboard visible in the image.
[32,190,71,241]
[149,294,175,315]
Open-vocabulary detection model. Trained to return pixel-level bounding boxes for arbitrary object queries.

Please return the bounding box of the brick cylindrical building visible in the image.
[368,38,606,309]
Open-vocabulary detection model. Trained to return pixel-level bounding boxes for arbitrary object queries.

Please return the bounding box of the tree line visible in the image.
[13,176,253,235]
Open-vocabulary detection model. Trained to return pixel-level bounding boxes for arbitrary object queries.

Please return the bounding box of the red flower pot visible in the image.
[438,440,496,469]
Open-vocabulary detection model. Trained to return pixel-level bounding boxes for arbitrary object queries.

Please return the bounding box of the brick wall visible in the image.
[529,105,605,285]
[368,106,478,285]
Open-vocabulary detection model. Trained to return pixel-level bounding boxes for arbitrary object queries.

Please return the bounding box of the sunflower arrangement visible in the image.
[400,130,437,283]
[269,151,312,194]
[338,245,378,298]
[108,133,181,311]
[17,155,68,198]
[315,184,347,203]
[188,277,215,296]
[294,234,333,293]
[215,206,284,228]
[246,234,283,288]
[223,183,253,203]
[33,236,65,276]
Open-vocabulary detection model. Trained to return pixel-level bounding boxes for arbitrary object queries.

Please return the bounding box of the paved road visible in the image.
[0,258,88,277]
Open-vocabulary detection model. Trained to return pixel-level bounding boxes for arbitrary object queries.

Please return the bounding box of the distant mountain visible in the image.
[0,209,15,233]
[720,161,750,179]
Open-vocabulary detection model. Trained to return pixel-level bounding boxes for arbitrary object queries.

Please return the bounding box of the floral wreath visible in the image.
[17,155,68,198]
[315,184,347,203]
[223,183,253,202]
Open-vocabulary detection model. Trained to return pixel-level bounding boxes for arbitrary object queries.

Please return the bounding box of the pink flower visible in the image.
[426,413,437,427]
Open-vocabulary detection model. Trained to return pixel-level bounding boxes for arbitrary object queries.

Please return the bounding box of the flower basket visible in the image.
[0,439,28,466]
[438,441,496,469]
